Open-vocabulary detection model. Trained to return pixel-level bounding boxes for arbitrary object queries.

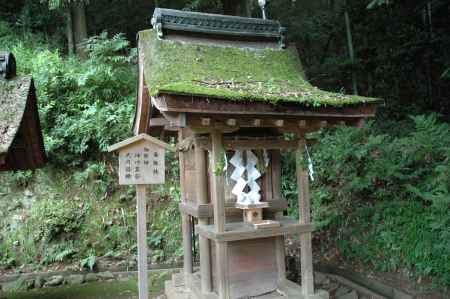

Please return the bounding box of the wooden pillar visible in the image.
[136,185,149,299]
[296,139,315,296]
[182,214,193,275]
[271,150,284,219]
[179,130,193,276]
[211,131,229,299]
[275,236,286,283]
[195,139,212,293]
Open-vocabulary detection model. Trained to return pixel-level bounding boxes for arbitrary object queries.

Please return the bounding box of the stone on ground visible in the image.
[66,274,85,285]
[24,279,35,290]
[97,271,115,280]
[2,277,27,292]
[44,275,64,287]
[34,276,45,288]
[337,290,358,299]
[314,272,329,286]
[335,285,351,298]
[85,273,98,282]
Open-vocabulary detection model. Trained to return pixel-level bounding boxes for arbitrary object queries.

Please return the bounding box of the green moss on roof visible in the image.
[0,76,32,154]
[139,29,381,107]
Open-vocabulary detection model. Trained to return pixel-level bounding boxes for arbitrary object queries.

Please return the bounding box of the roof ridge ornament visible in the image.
[151,8,286,48]
[258,0,269,20]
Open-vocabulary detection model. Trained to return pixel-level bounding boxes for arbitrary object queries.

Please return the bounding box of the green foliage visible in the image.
[80,251,97,270]
[366,0,391,9]
[31,195,88,243]
[1,23,136,166]
[0,167,182,270]
[41,0,89,10]
[148,172,183,263]
[295,115,450,287]
[442,68,450,80]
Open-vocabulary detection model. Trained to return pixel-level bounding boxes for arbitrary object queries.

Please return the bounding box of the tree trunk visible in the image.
[222,0,239,15]
[222,0,253,16]
[66,8,75,55]
[71,1,88,59]
[241,0,253,17]
[344,10,358,95]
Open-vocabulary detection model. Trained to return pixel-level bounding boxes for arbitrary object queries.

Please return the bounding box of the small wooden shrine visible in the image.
[135,8,380,299]
[0,52,46,171]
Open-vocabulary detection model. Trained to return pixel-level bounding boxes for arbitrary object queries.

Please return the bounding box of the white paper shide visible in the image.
[229,150,265,205]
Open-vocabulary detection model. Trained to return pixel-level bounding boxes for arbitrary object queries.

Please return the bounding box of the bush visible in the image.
[1,23,136,166]
[291,114,450,287]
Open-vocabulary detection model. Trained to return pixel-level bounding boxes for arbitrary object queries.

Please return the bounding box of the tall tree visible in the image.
[41,0,88,58]
[222,0,253,16]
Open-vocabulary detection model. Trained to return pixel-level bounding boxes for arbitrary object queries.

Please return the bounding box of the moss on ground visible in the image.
[5,271,171,299]
[140,29,381,107]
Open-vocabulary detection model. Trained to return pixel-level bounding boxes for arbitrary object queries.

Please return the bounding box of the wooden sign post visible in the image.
[109,134,172,299]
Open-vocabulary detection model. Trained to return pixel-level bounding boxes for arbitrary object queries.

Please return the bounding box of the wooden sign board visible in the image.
[108,134,172,185]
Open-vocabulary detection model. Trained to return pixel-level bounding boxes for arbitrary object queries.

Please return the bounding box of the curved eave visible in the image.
[152,93,379,119]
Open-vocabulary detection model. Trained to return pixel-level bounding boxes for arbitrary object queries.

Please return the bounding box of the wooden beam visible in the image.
[188,115,354,133]
[179,199,288,218]
[226,118,237,126]
[196,137,299,151]
[149,117,169,127]
[296,139,315,296]
[201,118,211,126]
[253,119,262,126]
[274,119,284,127]
[197,219,314,242]
[161,112,186,127]
[152,94,378,118]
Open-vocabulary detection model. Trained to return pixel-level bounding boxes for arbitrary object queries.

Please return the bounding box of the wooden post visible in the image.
[182,214,193,275]
[179,130,193,277]
[211,131,229,299]
[136,185,149,299]
[296,139,315,296]
[211,131,226,233]
[276,236,286,283]
[108,134,171,299]
[195,139,212,293]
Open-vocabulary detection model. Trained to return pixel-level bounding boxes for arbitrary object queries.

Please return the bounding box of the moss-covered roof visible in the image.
[140,29,381,107]
[0,76,32,154]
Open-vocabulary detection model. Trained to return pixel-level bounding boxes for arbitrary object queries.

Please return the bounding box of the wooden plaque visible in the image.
[109,134,171,185]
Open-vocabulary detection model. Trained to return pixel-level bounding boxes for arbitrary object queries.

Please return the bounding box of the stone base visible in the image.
[165,272,329,299]
[165,272,200,299]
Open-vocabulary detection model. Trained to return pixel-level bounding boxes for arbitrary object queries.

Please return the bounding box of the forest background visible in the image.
[0,0,449,290]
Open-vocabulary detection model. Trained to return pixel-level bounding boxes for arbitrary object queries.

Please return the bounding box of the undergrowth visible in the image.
[283,114,450,287]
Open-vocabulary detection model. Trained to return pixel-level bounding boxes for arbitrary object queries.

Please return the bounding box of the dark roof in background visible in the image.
[0,75,46,171]
[0,75,31,154]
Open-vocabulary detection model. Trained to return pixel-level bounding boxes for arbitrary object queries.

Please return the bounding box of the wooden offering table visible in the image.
[134,8,381,299]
